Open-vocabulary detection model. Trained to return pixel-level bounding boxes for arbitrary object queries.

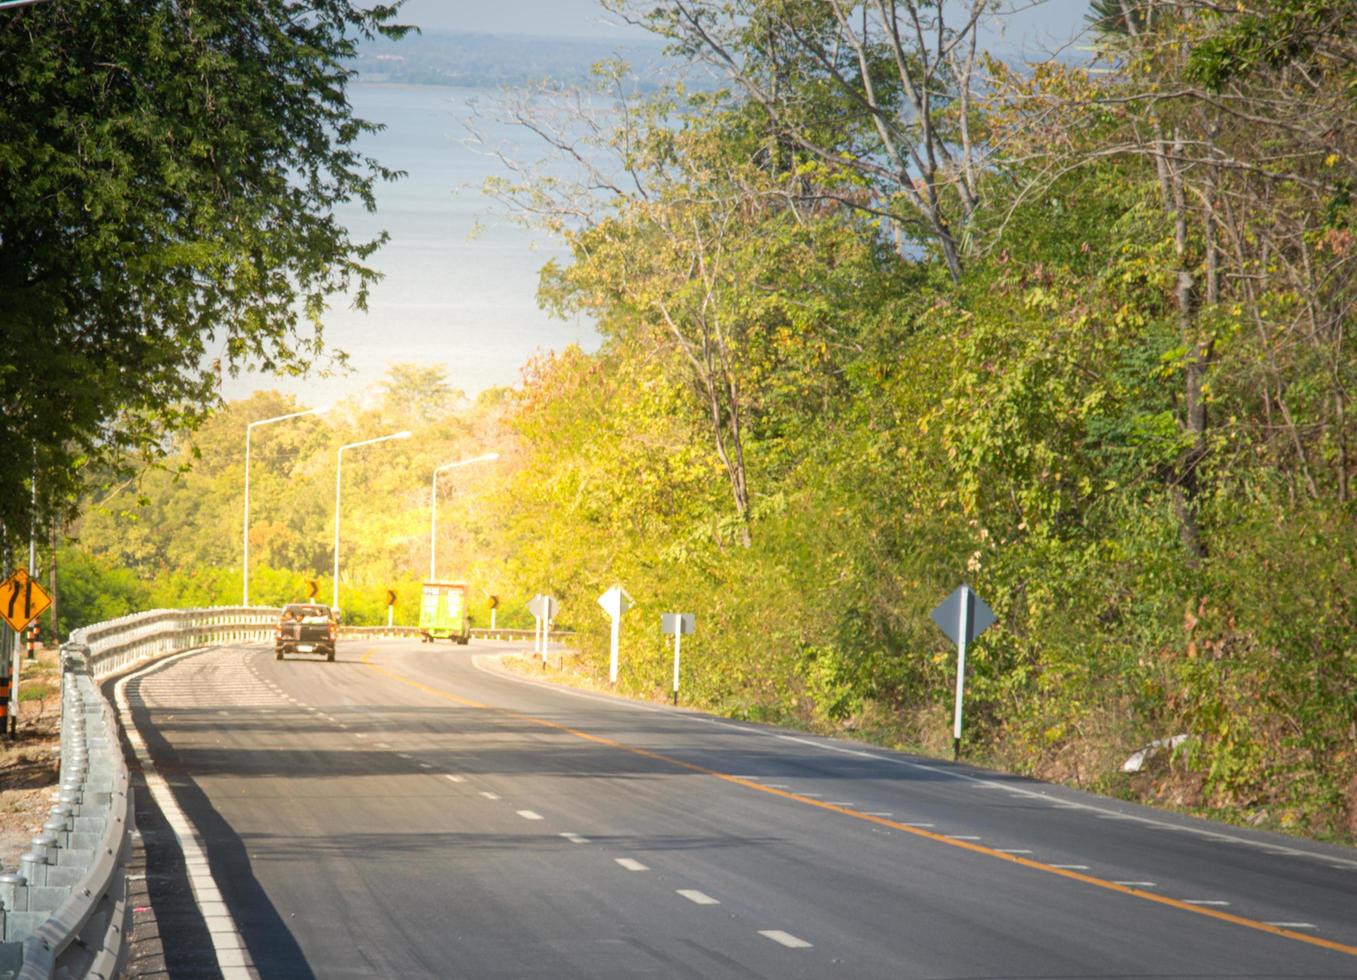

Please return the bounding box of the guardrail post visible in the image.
[1,871,28,926]
[20,843,47,890]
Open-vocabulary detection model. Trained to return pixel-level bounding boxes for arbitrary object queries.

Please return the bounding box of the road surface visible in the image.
[110,639,1357,978]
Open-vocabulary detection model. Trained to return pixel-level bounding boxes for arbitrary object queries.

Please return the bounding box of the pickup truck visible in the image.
[275,603,338,661]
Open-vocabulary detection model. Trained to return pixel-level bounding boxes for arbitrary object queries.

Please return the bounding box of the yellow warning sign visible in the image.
[0,569,52,632]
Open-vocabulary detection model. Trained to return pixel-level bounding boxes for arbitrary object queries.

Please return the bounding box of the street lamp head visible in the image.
[434,451,500,474]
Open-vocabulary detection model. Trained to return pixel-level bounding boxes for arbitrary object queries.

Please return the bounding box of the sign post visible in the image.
[0,569,52,739]
[526,594,557,661]
[489,594,499,631]
[306,579,319,601]
[930,584,997,760]
[386,589,397,627]
[660,613,695,705]
[597,586,635,685]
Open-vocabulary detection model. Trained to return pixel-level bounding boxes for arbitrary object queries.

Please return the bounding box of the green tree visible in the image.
[0,0,410,546]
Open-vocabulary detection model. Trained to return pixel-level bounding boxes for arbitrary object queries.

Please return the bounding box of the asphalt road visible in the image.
[114,639,1357,979]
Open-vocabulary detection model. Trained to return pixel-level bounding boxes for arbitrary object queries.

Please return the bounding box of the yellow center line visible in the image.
[360,650,1357,960]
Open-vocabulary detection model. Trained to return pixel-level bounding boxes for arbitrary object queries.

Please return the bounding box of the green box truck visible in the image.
[419,581,470,644]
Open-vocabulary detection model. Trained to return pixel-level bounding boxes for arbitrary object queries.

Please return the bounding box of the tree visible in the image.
[380,363,461,425]
[605,0,992,281]
[0,0,410,548]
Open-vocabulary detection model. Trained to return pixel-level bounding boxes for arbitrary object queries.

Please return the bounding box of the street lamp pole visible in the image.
[333,431,412,610]
[429,453,499,580]
[243,404,330,606]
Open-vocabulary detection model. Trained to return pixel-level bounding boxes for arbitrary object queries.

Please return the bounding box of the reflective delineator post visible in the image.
[952,592,970,762]
[671,630,681,705]
[610,616,622,685]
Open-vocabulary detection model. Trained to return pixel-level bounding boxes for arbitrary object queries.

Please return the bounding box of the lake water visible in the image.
[221,83,599,405]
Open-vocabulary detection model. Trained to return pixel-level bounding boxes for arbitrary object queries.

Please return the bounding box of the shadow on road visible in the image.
[115,668,317,980]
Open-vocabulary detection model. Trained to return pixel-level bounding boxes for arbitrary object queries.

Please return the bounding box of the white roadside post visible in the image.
[929,584,997,761]
[526,594,556,663]
[660,613,695,706]
[597,586,634,686]
[545,596,557,663]
[386,589,397,628]
[527,594,543,655]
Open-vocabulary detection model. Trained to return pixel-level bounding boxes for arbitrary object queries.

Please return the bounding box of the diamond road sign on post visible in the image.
[930,584,996,761]
[597,585,634,620]
[598,586,635,686]
[930,585,996,647]
[0,569,52,633]
[527,594,558,658]
[526,594,558,620]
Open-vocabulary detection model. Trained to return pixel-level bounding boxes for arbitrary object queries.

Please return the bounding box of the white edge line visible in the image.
[115,647,254,977]
[468,652,1357,870]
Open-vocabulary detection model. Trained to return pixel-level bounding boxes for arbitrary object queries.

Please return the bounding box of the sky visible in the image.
[220,0,1094,409]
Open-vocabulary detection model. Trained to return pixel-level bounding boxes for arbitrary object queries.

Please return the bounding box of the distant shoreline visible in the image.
[352,28,672,91]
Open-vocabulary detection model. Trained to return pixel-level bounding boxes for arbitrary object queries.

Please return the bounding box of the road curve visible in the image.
[113,638,1357,979]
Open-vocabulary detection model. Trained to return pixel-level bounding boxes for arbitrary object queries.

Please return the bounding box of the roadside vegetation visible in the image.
[21,0,1357,843]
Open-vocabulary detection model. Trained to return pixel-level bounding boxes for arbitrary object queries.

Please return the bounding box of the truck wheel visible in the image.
[326,649,336,662]
[275,650,284,660]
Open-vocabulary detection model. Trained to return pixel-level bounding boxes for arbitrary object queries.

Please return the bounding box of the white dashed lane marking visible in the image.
[517,810,544,821]
[479,792,499,800]
[445,774,465,783]
[560,832,588,844]
[677,890,720,906]
[614,858,649,871]
[759,930,813,949]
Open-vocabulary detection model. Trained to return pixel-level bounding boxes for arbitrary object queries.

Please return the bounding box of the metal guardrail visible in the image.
[0,606,576,978]
[0,607,281,980]
[340,625,575,643]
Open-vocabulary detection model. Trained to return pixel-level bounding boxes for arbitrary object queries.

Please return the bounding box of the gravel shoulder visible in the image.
[0,646,62,871]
